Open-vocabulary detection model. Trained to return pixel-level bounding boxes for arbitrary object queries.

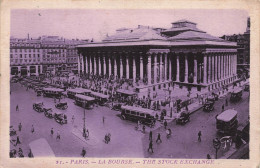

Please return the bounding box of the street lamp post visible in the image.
[83,100,86,138]
[213,138,221,159]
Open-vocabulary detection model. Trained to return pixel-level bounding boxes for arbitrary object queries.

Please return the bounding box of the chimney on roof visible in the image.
[27,33,29,40]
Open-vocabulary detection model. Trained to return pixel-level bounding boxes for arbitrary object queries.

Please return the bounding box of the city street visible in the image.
[143,87,249,158]
[10,82,249,158]
[10,83,146,157]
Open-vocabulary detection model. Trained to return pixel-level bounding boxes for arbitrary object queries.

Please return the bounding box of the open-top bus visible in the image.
[74,94,95,109]
[90,92,109,106]
[121,105,156,127]
[216,109,238,135]
[42,88,63,98]
[67,88,92,99]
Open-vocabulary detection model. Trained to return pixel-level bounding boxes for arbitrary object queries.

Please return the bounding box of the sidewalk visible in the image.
[71,126,99,146]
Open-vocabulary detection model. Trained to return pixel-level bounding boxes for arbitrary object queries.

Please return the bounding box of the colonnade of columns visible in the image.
[78,50,237,87]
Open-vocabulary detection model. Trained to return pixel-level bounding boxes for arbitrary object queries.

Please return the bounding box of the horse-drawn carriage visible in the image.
[55,102,68,110]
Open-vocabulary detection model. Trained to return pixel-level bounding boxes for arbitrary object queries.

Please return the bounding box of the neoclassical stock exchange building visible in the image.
[77,20,237,92]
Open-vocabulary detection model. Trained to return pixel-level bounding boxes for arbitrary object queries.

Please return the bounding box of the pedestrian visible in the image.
[102,116,105,124]
[225,98,228,106]
[16,136,21,146]
[222,104,225,112]
[71,115,75,124]
[81,147,86,157]
[156,133,162,143]
[56,131,61,141]
[16,105,19,111]
[164,120,167,129]
[142,125,146,133]
[147,140,154,153]
[18,123,22,132]
[198,131,202,142]
[51,128,54,137]
[31,125,34,134]
[207,154,211,159]
[149,131,153,141]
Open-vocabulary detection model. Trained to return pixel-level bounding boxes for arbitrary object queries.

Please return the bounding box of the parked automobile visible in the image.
[54,113,67,125]
[44,108,54,119]
[55,102,68,110]
[33,102,45,113]
[176,112,190,125]
[203,100,215,112]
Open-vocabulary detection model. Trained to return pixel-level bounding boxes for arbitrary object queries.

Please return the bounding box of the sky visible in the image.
[11,9,249,41]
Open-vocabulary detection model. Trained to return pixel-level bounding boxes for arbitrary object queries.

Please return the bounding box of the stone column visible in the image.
[194,54,197,84]
[35,65,39,75]
[103,53,106,75]
[89,55,92,74]
[78,55,81,74]
[234,54,237,75]
[214,55,217,82]
[218,54,221,80]
[154,54,157,83]
[159,53,163,82]
[203,54,207,84]
[212,55,215,82]
[133,56,136,82]
[114,55,117,77]
[108,56,111,76]
[169,55,172,81]
[184,54,188,83]
[93,56,97,75]
[40,65,42,74]
[98,55,101,75]
[126,55,129,79]
[147,53,152,84]
[85,55,88,74]
[176,54,180,82]
[140,53,143,80]
[221,54,223,80]
[27,66,30,76]
[207,54,211,83]
[164,53,167,81]
[223,54,226,79]
[120,54,123,78]
[81,54,84,74]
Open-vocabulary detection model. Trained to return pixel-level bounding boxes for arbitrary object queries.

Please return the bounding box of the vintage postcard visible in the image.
[0,0,259,168]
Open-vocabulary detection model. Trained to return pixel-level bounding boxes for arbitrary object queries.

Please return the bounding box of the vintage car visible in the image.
[203,100,215,112]
[230,88,243,102]
[9,126,16,136]
[54,113,68,125]
[33,102,45,113]
[44,108,54,119]
[176,112,190,125]
[55,102,68,110]
[36,90,42,96]
[111,103,122,111]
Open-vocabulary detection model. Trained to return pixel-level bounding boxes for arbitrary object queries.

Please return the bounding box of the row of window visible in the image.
[10,49,67,53]
[10,54,41,59]
[10,59,41,63]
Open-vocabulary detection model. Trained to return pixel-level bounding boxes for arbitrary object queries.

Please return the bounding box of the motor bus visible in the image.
[67,88,92,99]
[90,92,109,106]
[230,88,243,102]
[42,88,63,98]
[216,109,238,135]
[74,94,95,109]
[28,138,55,157]
[121,105,156,127]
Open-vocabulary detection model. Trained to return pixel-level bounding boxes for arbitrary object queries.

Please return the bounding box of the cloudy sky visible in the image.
[11,9,249,41]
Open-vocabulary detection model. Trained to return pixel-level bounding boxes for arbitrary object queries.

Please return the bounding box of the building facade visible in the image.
[10,36,87,77]
[77,20,237,92]
[220,17,250,76]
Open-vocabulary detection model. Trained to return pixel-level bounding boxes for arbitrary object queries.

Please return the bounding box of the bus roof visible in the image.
[232,88,243,94]
[43,88,64,92]
[91,92,109,99]
[29,138,55,157]
[67,88,91,94]
[75,94,95,101]
[116,89,136,95]
[217,109,238,122]
[121,105,155,116]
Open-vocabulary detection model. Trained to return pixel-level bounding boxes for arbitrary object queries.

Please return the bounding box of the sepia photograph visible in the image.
[8,9,251,160]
